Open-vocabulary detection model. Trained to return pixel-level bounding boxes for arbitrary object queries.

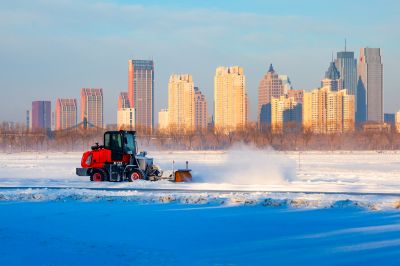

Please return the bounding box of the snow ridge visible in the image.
[0,188,399,211]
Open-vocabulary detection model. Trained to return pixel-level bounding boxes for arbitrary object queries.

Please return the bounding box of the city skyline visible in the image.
[22,45,382,132]
[1,0,399,124]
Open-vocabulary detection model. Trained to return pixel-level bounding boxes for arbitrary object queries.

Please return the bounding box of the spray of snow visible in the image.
[192,143,296,185]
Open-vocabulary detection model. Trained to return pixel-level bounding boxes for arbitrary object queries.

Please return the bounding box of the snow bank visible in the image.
[1,188,399,211]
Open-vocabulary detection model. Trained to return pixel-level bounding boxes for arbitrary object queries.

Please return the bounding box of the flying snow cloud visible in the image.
[192,143,296,185]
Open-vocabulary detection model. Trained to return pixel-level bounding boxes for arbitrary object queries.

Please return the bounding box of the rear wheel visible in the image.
[90,170,106,182]
[128,169,144,182]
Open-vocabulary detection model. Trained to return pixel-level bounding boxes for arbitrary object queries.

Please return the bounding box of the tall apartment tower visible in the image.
[80,88,103,128]
[167,74,195,130]
[357,48,383,123]
[31,101,51,131]
[270,96,302,133]
[194,87,208,130]
[118,92,130,110]
[303,87,355,134]
[55,98,77,130]
[335,51,357,95]
[214,66,248,132]
[287,89,304,104]
[128,59,154,130]
[258,64,284,126]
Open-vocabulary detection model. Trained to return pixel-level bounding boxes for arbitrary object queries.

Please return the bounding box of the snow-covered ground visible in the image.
[2,149,400,192]
[1,149,400,202]
[2,149,400,265]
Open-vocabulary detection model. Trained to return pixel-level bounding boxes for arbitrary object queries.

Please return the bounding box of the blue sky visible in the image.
[1,0,399,124]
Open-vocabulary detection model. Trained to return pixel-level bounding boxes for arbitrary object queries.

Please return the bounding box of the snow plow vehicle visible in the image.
[76,130,192,182]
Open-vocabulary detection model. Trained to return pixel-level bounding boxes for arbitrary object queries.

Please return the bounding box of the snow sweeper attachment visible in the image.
[75,130,192,183]
[171,161,192,183]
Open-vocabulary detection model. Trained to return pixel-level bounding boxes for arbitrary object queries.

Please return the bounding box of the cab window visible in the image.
[104,133,123,151]
[124,133,136,153]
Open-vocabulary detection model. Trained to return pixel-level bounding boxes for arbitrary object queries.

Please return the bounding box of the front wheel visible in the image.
[128,169,145,182]
[90,169,107,182]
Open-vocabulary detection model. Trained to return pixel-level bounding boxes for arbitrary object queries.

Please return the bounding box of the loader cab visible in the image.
[104,131,137,161]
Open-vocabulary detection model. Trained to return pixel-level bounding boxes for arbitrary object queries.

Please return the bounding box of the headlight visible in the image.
[85,154,92,165]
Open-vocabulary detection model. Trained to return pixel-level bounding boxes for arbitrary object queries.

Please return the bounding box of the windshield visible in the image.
[124,133,136,153]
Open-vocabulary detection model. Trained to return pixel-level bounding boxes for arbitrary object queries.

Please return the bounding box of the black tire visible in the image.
[90,169,107,182]
[128,168,145,182]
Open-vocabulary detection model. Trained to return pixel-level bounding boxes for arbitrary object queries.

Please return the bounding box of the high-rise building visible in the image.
[55,98,77,130]
[357,48,383,123]
[323,61,341,91]
[270,96,302,133]
[167,74,195,131]
[118,92,130,110]
[341,90,355,132]
[117,108,135,130]
[31,101,51,131]
[303,87,355,134]
[214,66,248,132]
[258,64,284,126]
[128,59,154,130]
[158,109,169,130]
[395,111,400,133]
[335,51,357,95]
[80,88,103,128]
[278,75,292,94]
[26,110,30,130]
[194,87,208,130]
[287,89,304,104]
[51,112,55,130]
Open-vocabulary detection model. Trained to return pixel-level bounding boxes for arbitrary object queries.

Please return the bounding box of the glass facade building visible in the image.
[128,59,154,130]
[31,101,51,131]
[335,51,357,95]
[357,48,383,123]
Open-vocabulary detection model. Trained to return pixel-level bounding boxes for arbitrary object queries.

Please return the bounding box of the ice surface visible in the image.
[1,201,400,265]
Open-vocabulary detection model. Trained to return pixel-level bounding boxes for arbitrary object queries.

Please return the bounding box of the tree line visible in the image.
[0,122,399,152]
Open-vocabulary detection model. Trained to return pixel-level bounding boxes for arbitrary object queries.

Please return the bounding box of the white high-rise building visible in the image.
[215,66,248,133]
[158,109,169,130]
[117,108,135,130]
[168,74,195,131]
